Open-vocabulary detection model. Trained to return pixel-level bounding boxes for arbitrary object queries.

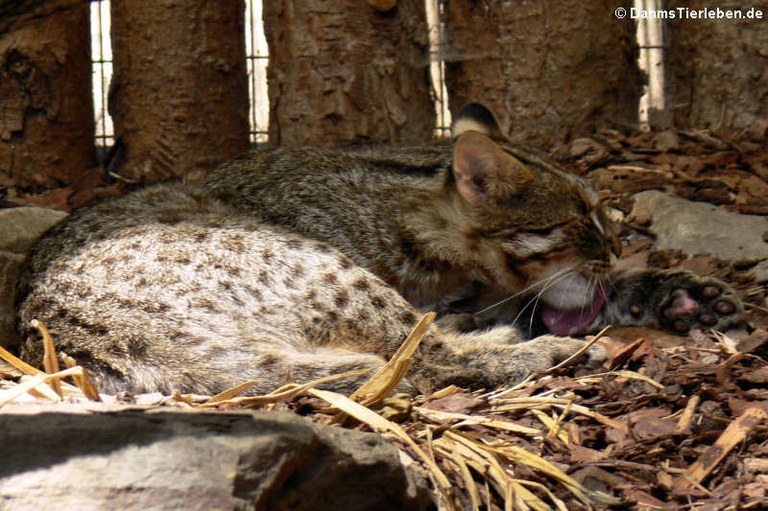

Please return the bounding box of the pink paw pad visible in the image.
[664,285,739,333]
[664,289,699,319]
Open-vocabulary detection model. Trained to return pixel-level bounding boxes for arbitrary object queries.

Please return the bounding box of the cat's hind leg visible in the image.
[200,348,404,396]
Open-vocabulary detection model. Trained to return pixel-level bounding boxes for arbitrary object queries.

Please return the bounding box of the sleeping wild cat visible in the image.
[17,104,742,395]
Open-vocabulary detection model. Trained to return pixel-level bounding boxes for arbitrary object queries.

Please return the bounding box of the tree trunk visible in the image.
[667,1,768,131]
[443,0,642,144]
[0,0,94,189]
[109,0,250,183]
[263,0,435,146]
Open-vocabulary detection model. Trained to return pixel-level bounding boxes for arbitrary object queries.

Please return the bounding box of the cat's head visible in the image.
[448,103,621,334]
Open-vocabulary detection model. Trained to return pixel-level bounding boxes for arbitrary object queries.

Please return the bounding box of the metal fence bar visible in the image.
[91,0,114,148]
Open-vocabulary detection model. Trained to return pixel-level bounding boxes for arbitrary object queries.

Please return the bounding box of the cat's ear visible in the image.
[451,103,505,141]
[452,104,532,205]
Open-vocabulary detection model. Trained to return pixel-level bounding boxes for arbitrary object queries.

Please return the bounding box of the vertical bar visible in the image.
[426,0,451,137]
[635,0,665,130]
[245,0,269,143]
[90,0,114,149]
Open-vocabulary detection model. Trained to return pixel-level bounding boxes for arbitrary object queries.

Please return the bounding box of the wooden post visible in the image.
[667,0,768,131]
[443,0,642,144]
[109,0,250,183]
[0,0,95,189]
[263,0,435,146]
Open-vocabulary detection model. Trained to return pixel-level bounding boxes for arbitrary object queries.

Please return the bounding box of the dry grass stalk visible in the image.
[490,390,629,433]
[205,380,265,404]
[0,344,43,377]
[199,369,372,408]
[544,325,612,372]
[531,409,569,444]
[437,431,533,510]
[0,366,94,407]
[575,369,665,390]
[434,427,614,510]
[482,441,595,507]
[414,407,542,436]
[0,321,100,405]
[348,311,435,407]
[60,352,101,401]
[34,319,62,396]
[0,345,58,400]
[442,449,481,511]
[0,373,52,406]
[32,319,60,374]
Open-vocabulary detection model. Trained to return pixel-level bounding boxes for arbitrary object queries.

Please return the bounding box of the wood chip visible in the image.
[675,406,767,492]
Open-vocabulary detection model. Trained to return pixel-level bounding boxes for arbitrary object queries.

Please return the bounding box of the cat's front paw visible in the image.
[605,269,743,333]
[521,335,608,367]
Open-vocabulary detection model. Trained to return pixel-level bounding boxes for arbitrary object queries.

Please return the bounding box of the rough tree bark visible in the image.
[263,0,435,146]
[667,0,768,131]
[109,0,250,183]
[0,0,94,190]
[443,0,642,144]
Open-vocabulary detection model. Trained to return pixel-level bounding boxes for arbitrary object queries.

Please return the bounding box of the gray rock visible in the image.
[749,260,768,284]
[0,207,67,253]
[631,191,768,262]
[0,407,431,511]
[0,207,66,348]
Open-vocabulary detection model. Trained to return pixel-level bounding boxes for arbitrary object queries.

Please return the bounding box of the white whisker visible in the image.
[506,268,580,329]
[475,265,577,316]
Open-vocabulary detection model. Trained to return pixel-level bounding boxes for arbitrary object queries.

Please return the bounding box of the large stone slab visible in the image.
[0,407,431,511]
[0,207,66,348]
[632,191,768,262]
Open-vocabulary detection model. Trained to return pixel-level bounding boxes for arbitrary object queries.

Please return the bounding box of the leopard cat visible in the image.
[17,104,742,396]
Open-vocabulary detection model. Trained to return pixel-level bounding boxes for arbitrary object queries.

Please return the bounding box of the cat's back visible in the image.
[206,143,453,206]
[19,185,236,291]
